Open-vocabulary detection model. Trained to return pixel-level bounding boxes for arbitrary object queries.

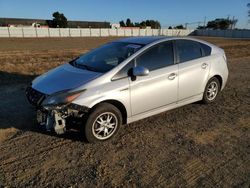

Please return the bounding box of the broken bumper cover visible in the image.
[36,103,90,134]
[26,86,90,134]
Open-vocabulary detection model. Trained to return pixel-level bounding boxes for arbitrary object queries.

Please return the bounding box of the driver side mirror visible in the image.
[132,66,149,77]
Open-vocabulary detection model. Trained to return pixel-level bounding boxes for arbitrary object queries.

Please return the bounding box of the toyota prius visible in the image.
[26,36,228,143]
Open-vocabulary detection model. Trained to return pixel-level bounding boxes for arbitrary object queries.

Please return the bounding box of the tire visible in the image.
[202,77,221,104]
[84,103,122,143]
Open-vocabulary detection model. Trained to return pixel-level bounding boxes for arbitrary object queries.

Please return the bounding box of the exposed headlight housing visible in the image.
[42,89,86,109]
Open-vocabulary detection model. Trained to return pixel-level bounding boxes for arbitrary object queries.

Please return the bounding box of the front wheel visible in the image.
[202,77,221,104]
[84,103,122,143]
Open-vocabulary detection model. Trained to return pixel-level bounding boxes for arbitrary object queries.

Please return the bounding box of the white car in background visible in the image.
[26,36,228,143]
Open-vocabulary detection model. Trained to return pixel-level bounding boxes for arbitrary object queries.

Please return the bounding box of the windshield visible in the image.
[72,42,143,73]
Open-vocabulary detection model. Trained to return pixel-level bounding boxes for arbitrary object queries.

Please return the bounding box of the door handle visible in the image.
[168,73,177,80]
[201,63,208,69]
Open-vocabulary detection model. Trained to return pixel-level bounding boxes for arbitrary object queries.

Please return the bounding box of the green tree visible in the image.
[140,21,147,28]
[174,25,185,29]
[206,18,237,30]
[145,20,151,26]
[119,20,125,27]
[152,20,161,29]
[140,20,161,29]
[134,22,140,27]
[119,19,161,29]
[126,18,133,27]
[197,26,206,29]
[52,11,68,28]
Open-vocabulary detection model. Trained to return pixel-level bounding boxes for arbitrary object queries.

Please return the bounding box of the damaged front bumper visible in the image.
[36,109,67,134]
[26,86,90,134]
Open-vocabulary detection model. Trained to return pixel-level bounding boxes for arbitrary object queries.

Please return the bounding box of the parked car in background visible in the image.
[26,36,228,143]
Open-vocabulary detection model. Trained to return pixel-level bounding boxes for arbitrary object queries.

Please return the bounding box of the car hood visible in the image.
[32,63,102,95]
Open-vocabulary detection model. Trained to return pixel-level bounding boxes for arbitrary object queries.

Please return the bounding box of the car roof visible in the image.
[115,36,217,50]
[116,36,172,45]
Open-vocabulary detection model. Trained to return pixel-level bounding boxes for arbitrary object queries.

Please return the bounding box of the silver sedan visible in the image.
[26,36,229,143]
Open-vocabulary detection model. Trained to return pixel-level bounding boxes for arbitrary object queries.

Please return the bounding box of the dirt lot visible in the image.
[0,37,249,187]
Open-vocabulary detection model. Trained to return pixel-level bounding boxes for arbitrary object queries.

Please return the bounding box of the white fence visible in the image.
[0,27,194,37]
[1,27,250,38]
[195,29,250,38]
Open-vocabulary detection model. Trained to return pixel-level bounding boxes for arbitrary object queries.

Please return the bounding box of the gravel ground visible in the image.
[0,37,249,187]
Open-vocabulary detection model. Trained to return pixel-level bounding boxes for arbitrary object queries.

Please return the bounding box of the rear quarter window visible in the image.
[200,43,212,56]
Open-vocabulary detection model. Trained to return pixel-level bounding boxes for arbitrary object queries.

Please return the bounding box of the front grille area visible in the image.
[26,86,46,106]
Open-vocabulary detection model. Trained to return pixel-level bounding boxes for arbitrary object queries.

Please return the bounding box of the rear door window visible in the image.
[175,40,202,63]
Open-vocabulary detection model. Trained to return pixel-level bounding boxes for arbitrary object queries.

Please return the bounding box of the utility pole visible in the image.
[203,16,206,27]
[231,16,235,29]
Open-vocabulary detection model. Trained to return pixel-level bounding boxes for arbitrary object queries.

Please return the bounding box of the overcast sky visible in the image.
[0,0,249,29]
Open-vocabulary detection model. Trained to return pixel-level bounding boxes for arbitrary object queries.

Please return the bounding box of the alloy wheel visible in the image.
[206,81,218,101]
[92,112,118,140]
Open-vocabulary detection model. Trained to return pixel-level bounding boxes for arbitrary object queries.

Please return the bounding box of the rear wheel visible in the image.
[202,77,221,104]
[84,103,122,143]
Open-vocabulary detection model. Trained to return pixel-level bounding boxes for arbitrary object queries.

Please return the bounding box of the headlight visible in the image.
[42,89,85,109]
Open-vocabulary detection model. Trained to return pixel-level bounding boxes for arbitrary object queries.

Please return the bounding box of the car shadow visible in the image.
[0,71,86,143]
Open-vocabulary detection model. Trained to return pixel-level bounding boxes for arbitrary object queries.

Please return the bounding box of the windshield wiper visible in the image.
[77,64,91,70]
[69,59,103,73]
[74,62,101,72]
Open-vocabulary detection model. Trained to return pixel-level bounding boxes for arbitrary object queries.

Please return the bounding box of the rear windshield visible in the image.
[72,42,143,73]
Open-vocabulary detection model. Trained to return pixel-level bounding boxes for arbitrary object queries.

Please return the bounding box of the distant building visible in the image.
[0,17,110,28]
[0,18,45,27]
